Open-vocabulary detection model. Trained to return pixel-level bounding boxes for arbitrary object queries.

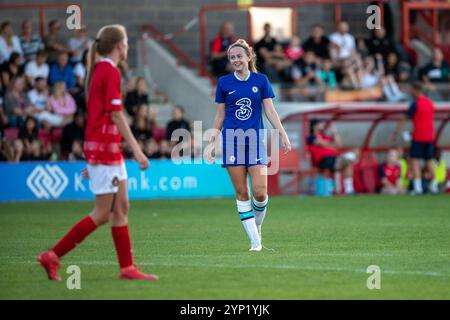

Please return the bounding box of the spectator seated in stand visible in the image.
[254,23,292,82]
[1,52,24,90]
[19,20,44,62]
[24,49,49,87]
[27,76,64,128]
[48,81,77,126]
[3,76,32,128]
[48,52,76,92]
[209,21,236,77]
[124,77,149,117]
[0,21,23,65]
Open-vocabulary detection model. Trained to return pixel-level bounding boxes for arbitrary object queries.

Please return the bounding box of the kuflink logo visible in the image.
[26,165,68,199]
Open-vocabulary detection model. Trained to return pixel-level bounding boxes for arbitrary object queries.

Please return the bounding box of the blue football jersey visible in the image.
[215,72,275,136]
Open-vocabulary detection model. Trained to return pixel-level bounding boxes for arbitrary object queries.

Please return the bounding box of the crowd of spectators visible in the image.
[0,19,193,163]
[209,18,450,102]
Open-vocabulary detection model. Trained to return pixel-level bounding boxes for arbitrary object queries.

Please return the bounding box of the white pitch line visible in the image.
[13,259,449,278]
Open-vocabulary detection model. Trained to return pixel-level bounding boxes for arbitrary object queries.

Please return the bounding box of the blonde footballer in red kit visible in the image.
[38,25,158,281]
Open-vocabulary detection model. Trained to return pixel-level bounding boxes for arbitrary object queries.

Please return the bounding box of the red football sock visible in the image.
[52,216,97,258]
[111,225,134,269]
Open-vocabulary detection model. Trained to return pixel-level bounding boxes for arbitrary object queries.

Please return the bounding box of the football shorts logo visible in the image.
[26,164,68,199]
[235,97,252,121]
[112,176,119,186]
[252,86,258,93]
[229,155,236,162]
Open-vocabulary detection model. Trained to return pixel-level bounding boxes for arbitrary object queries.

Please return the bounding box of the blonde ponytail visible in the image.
[84,24,127,96]
[228,39,258,73]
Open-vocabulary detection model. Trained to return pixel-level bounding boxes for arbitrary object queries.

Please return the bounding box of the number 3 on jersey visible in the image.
[235,98,252,121]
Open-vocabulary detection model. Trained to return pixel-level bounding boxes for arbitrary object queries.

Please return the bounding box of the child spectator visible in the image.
[0,21,23,64]
[19,20,44,62]
[379,149,406,195]
[68,139,84,161]
[24,49,49,86]
[285,35,304,62]
[318,59,337,89]
[48,81,76,124]
[28,77,63,127]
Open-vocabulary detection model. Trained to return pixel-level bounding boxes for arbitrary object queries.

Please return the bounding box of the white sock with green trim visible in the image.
[252,195,268,227]
[236,199,260,247]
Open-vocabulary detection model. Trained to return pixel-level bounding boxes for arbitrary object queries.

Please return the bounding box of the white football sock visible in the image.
[236,199,260,247]
[252,195,268,227]
[413,178,423,194]
[344,178,354,194]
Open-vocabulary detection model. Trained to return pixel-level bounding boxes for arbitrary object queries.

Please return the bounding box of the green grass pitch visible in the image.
[0,195,449,299]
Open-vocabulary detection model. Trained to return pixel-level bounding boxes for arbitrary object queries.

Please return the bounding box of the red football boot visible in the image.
[38,251,61,281]
[120,265,158,281]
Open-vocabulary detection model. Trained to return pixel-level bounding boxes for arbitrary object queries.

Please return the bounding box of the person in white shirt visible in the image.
[27,76,63,127]
[68,26,91,65]
[329,21,356,62]
[0,21,23,64]
[24,50,49,86]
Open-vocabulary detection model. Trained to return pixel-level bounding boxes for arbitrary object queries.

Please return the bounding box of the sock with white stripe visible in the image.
[252,195,268,227]
[236,199,260,247]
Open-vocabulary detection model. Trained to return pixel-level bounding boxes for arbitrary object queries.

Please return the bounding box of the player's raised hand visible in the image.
[135,150,150,170]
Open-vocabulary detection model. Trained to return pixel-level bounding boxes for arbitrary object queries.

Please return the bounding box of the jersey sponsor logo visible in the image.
[235,97,252,121]
[252,86,258,93]
[26,164,68,199]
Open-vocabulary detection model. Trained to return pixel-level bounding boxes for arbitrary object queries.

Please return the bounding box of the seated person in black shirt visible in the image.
[365,27,396,63]
[124,77,149,117]
[254,23,292,82]
[302,24,331,60]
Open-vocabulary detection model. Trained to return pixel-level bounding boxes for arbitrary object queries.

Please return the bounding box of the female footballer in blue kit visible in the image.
[206,39,291,251]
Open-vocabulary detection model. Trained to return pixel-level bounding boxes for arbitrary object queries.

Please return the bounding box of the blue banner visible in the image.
[0,160,235,202]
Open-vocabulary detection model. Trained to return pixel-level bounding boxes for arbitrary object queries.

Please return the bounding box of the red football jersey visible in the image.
[380,163,401,185]
[84,58,123,165]
[411,95,435,142]
[307,132,338,165]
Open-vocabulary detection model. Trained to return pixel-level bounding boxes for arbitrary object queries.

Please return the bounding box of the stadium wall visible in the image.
[0,0,401,68]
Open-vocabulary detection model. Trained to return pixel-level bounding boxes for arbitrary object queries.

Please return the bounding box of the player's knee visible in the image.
[90,209,111,225]
[252,190,267,202]
[235,187,250,200]
[114,200,129,217]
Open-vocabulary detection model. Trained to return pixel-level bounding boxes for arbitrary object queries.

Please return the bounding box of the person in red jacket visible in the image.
[394,82,436,194]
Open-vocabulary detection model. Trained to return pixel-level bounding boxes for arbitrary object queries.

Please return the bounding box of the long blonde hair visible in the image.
[227,39,258,73]
[85,24,127,94]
